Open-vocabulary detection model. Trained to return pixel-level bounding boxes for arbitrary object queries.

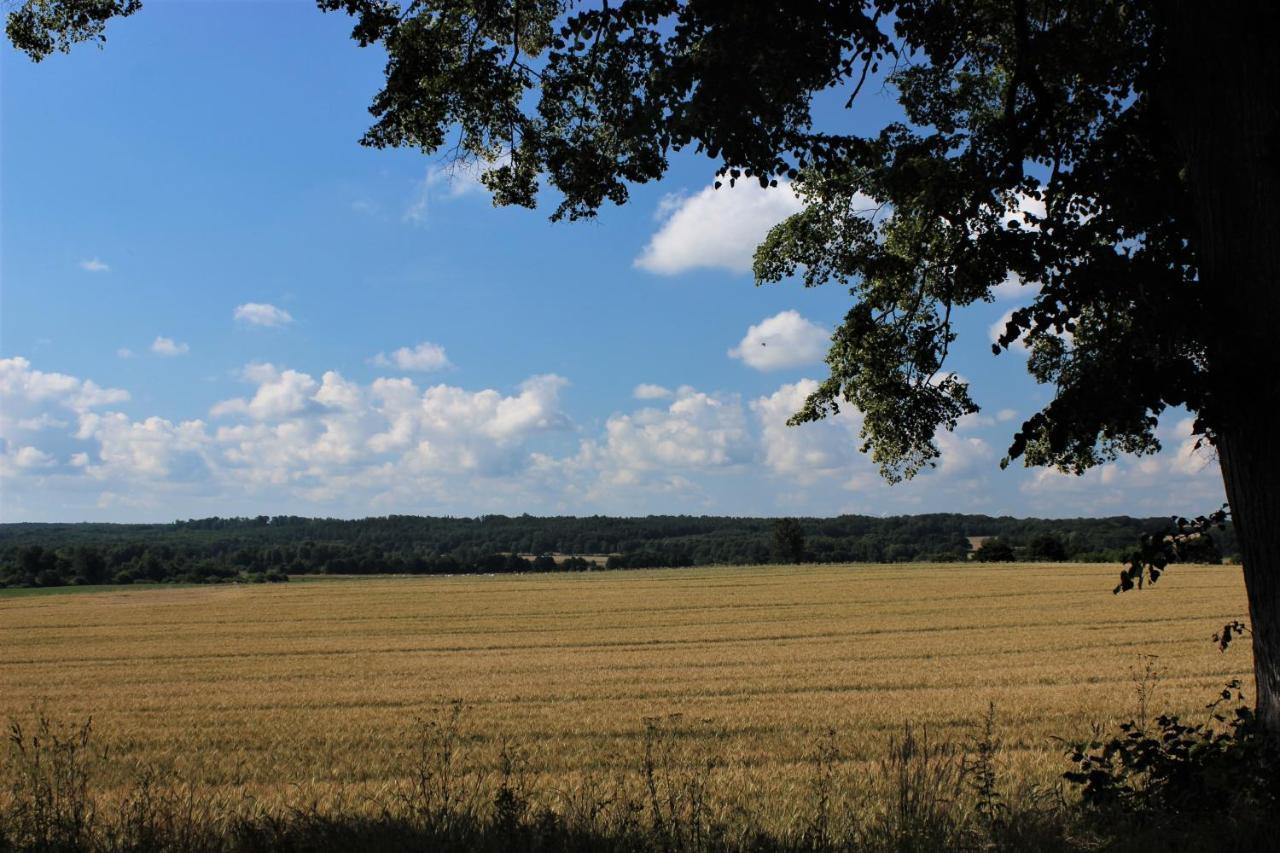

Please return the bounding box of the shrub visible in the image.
[1064,679,1279,838]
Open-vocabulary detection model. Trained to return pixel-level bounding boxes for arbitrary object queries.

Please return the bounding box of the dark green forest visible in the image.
[0,513,1235,589]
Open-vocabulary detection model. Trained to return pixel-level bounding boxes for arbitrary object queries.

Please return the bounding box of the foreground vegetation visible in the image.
[5,701,1270,853]
[0,514,1235,588]
[1,563,1259,850]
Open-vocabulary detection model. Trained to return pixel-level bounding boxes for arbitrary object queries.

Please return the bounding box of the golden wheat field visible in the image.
[0,563,1252,812]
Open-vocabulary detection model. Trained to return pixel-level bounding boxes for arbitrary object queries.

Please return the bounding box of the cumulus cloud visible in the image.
[77,412,212,481]
[211,364,319,421]
[633,383,673,400]
[751,379,860,483]
[1,355,1227,520]
[234,303,294,328]
[3,355,583,516]
[150,336,189,357]
[0,445,56,479]
[729,310,829,371]
[0,357,131,484]
[634,181,805,275]
[0,357,128,417]
[79,258,109,273]
[542,388,755,503]
[371,341,452,372]
[208,369,572,490]
[596,388,753,477]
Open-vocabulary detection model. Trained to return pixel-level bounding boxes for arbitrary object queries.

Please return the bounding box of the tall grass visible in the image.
[0,700,1131,853]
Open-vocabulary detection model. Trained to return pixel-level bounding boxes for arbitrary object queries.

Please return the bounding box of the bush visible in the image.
[1064,680,1279,839]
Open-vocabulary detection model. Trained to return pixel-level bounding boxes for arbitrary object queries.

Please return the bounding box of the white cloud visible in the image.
[991,272,1041,301]
[205,365,573,492]
[0,357,132,485]
[634,180,805,275]
[729,310,829,371]
[633,383,673,400]
[117,348,135,359]
[0,357,128,417]
[79,258,109,273]
[752,379,861,484]
[150,336,189,357]
[77,412,212,481]
[314,371,363,411]
[1,356,1229,521]
[404,160,494,224]
[935,430,995,477]
[371,341,452,372]
[12,446,56,469]
[588,388,753,485]
[234,303,294,328]
[211,364,319,421]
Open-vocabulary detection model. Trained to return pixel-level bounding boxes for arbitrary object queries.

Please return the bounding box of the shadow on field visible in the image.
[1,694,1274,853]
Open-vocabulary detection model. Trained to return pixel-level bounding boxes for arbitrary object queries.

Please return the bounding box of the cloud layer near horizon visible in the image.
[1,355,1224,521]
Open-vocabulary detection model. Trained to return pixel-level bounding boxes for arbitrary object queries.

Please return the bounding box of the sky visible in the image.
[0,1,1225,522]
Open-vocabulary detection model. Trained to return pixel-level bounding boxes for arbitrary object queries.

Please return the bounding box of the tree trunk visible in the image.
[1217,427,1280,731]
[1165,3,1280,731]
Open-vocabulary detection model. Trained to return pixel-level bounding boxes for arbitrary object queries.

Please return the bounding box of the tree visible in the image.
[772,518,807,564]
[974,538,1016,563]
[9,1,1280,731]
[1029,534,1067,562]
[71,546,108,584]
[5,0,139,61]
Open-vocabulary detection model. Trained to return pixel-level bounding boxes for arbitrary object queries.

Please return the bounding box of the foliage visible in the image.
[1064,680,1279,828]
[5,0,140,62]
[2,715,99,851]
[771,518,806,564]
[1115,505,1230,593]
[973,538,1015,562]
[1028,534,1067,562]
[0,513,1234,588]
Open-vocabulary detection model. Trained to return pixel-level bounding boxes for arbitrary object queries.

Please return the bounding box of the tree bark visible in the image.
[1165,2,1280,731]
[1218,426,1280,732]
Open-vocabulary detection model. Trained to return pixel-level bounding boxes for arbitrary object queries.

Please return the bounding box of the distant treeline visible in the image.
[0,513,1235,589]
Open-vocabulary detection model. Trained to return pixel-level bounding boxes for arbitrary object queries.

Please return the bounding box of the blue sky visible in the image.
[0,1,1224,522]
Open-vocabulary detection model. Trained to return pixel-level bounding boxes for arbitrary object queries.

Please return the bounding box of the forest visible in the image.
[0,513,1235,588]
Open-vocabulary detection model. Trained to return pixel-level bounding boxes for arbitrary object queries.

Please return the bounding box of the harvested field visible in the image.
[0,563,1251,814]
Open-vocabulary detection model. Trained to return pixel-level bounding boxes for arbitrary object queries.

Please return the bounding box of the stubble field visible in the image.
[0,562,1251,820]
